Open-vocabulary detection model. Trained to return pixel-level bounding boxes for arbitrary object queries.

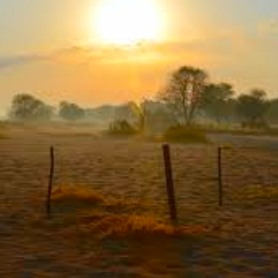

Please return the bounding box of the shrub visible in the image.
[107,120,137,136]
[241,120,270,130]
[163,125,208,143]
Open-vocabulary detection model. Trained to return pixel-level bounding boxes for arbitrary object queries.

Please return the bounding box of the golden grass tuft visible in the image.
[51,185,105,212]
[78,214,209,239]
[51,185,141,215]
[51,185,209,240]
[241,185,278,200]
[52,185,140,209]
[52,185,104,203]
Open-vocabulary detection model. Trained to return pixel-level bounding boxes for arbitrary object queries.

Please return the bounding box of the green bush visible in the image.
[107,120,137,136]
[163,125,208,143]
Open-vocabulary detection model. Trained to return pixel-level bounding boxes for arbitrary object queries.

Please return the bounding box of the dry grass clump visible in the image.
[107,120,138,137]
[52,185,104,203]
[51,185,209,240]
[241,185,278,200]
[163,125,208,144]
[77,214,209,239]
[51,185,140,214]
[51,185,105,212]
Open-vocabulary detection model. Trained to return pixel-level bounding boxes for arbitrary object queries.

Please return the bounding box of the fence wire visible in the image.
[1,137,278,222]
[52,142,278,222]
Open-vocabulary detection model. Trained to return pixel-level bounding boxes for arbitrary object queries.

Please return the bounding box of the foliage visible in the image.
[59,101,85,121]
[129,101,147,132]
[158,66,208,125]
[236,89,269,128]
[115,101,148,132]
[201,83,235,124]
[114,102,137,122]
[9,93,53,121]
[117,100,175,133]
[163,125,208,143]
[107,119,137,136]
[266,98,278,124]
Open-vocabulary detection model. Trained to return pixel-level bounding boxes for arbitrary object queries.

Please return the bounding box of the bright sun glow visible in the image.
[93,0,163,45]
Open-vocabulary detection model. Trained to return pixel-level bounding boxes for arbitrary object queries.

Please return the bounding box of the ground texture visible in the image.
[1,125,278,277]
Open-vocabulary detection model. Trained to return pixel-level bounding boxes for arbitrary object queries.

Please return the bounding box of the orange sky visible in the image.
[0,0,278,115]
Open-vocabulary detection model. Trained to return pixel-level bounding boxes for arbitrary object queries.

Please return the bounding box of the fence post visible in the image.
[46,146,55,218]
[218,147,223,207]
[162,144,178,224]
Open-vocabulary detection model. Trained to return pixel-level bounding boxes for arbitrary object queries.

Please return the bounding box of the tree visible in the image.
[158,66,208,125]
[59,101,85,121]
[114,102,136,122]
[9,93,53,121]
[129,101,149,132]
[201,82,235,124]
[236,89,269,127]
[266,98,278,124]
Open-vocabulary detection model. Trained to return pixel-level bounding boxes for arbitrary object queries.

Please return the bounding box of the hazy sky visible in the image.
[0,0,278,115]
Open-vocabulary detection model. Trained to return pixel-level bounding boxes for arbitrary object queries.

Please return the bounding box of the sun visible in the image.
[93,0,163,45]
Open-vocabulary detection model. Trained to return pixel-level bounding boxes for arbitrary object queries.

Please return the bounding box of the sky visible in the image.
[0,0,278,115]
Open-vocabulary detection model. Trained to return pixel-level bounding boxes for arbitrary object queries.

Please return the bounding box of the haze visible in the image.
[1,0,278,115]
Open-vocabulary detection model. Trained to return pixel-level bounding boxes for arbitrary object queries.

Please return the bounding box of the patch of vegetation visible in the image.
[50,185,209,240]
[107,120,138,137]
[52,185,104,202]
[78,214,209,239]
[51,185,105,213]
[51,185,138,213]
[241,185,278,200]
[163,125,208,144]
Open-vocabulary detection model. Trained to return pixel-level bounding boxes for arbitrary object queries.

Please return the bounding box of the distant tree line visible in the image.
[8,65,278,130]
[9,94,86,122]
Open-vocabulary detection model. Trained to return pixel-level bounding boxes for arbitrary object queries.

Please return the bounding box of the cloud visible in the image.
[0,53,49,70]
[0,34,277,111]
[0,39,228,72]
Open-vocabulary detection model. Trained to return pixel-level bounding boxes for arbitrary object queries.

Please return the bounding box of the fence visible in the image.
[45,141,278,222]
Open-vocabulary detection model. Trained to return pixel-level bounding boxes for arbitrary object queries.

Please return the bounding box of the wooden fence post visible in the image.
[218,147,223,207]
[46,146,55,218]
[162,144,178,224]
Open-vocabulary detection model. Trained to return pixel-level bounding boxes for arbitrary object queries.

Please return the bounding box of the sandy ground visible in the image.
[1,126,278,277]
